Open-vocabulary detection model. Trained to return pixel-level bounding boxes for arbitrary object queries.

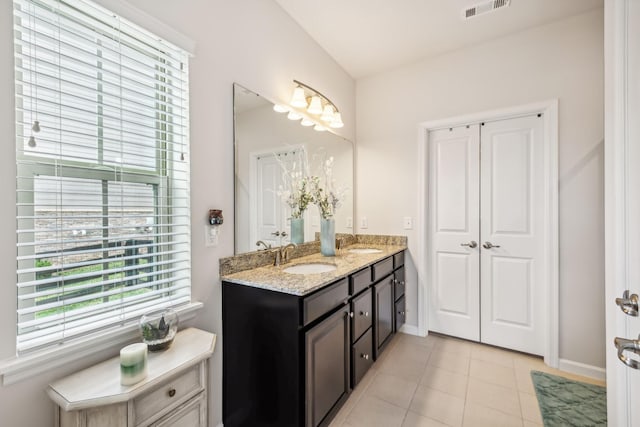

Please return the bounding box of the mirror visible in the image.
[234,83,354,254]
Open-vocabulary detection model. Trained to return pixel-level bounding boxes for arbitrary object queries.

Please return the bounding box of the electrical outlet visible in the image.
[403,217,413,230]
[360,217,368,229]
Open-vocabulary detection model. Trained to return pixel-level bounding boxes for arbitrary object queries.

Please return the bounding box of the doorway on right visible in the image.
[427,114,545,356]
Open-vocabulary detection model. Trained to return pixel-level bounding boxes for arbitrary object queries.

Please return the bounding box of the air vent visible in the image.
[463,0,511,20]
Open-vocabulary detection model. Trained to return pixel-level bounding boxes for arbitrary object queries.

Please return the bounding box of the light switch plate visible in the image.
[403,217,413,230]
[360,217,368,229]
[205,225,218,247]
[346,217,353,228]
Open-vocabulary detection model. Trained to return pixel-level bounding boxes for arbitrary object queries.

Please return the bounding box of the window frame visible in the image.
[10,0,197,363]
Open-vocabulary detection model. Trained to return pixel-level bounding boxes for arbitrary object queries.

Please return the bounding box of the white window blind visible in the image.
[13,0,191,353]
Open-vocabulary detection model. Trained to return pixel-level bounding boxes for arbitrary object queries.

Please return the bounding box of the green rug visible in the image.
[531,371,607,427]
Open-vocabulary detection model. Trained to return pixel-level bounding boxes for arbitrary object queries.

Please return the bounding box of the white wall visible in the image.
[0,1,355,426]
[356,9,605,369]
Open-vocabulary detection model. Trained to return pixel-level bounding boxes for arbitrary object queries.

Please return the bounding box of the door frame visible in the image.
[416,100,559,367]
[604,0,633,424]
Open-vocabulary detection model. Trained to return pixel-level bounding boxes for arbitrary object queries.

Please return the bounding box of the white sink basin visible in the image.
[283,263,337,274]
[348,248,383,254]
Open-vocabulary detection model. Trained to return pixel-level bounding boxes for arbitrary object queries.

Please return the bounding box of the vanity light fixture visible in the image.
[285,79,344,131]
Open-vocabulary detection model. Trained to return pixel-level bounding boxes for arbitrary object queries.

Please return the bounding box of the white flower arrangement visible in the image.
[276,150,313,219]
[310,156,346,220]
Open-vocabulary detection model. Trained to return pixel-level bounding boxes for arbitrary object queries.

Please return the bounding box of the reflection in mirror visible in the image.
[234,83,354,255]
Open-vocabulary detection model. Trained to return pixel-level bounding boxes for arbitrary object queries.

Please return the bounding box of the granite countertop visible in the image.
[221,243,406,296]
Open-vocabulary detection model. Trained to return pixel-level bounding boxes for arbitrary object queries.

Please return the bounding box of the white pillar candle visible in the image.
[120,343,148,386]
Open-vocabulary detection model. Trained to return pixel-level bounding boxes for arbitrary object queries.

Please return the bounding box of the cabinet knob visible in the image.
[360,353,369,360]
[349,312,354,318]
[398,311,405,315]
[168,388,176,398]
[359,311,369,317]
[400,281,405,286]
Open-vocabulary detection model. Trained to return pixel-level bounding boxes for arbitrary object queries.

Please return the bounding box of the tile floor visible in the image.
[329,332,605,427]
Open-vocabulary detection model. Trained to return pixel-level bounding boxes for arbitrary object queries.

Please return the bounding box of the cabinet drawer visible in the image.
[303,278,349,326]
[151,391,206,427]
[394,267,405,301]
[372,257,394,282]
[134,363,204,426]
[351,328,373,388]
[395,296,406,332]
[393,251,405,269]
[350,267,372,296]
[351,288,372,342]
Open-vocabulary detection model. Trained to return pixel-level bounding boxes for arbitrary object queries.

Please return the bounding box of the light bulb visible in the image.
[314,124,327,132]
[290,87,307,108]
[273,104,288,113]
[300,118,314,127]
[307,96,323,115]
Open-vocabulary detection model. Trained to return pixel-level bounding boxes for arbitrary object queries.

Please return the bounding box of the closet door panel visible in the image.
[428,125,480,342]
[480,115,545,355]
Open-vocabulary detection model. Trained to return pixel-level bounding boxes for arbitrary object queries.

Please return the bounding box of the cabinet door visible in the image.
[305,307,350,427]
[374,275,394,358]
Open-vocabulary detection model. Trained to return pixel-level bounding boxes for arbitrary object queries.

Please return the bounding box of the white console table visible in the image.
[48,328,216,427]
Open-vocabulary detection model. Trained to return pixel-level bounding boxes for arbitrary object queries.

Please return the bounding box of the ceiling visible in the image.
[274,0,603,79]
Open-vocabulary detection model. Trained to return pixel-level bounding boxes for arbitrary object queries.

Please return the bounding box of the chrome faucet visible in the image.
[256,240,271,251]
[274,243,296,266]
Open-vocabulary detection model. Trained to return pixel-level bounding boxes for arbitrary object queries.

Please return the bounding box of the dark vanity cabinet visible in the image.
[222,250,405,427]
[394,252,406,332]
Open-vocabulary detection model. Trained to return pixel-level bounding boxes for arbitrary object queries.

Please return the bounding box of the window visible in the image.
[13,0,190,353]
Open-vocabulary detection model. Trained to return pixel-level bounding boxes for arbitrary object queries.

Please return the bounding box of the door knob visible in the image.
[460,241,478,248]
[482,241,501,249]
[615,290,639,316]
[614,335,640,369]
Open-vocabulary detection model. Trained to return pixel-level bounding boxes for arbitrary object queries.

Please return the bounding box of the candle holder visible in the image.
[139,308,178,351]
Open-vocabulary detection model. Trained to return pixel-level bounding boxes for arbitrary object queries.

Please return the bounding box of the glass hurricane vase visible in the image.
[290,217,304,244]
[320,218,335,256]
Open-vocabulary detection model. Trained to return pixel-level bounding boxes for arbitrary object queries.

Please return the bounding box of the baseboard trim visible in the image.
[399,324,420,336]
[558,358,606,381]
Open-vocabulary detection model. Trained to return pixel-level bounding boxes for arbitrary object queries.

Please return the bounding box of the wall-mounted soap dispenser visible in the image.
[205,209,223,247]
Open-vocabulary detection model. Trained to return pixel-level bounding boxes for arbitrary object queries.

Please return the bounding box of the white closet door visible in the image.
[479,115,545,355]
[428,125,481,342]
